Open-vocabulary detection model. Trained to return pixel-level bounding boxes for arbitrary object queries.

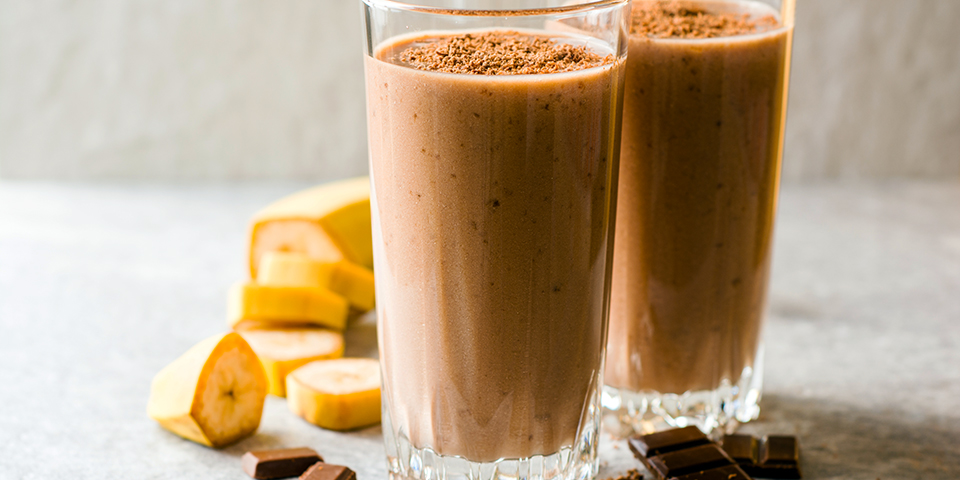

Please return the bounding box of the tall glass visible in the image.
[603,0,796,436]
[361,1,629,479]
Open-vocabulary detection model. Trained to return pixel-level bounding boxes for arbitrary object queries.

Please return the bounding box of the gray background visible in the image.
[1,0,959,181]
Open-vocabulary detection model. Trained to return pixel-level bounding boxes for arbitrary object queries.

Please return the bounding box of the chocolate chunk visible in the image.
[648,444,735,478]
[759,436,798,465]
[299,462,357,480]
[745,436,801,479]
[721,434,759,466]
[629,426,711,458]
[241,448,323,479]
[672,464,752,480]
[630,428,802,480]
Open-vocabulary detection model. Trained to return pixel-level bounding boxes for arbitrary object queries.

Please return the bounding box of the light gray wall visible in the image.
[784,0,960,180]
[1,0,958,181]
[0,0,368,181]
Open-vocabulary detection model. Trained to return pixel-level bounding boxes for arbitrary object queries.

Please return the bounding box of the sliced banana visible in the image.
[249,177,372,278]
[228,282,348,330]
[328,261,375,312]
[147,333,268,448]
[258,251,336,288]
[239,327,344,397]
[258,251,375,312]
[286,358,381,431]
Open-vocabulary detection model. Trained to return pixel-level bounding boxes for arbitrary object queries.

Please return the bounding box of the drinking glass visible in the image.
[362,1,630,479]
[602,0,796,436]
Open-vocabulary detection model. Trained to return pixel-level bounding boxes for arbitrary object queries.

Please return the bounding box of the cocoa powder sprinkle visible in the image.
[398,32,613,75]
[632,1,779,39]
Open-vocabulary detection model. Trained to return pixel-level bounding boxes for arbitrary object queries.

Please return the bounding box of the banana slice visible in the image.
[228,282,348,330]
[249,177,372,278]
[328,261,375,312]
[238,327,344,397]
[258,251,336,288]
[286,358,381,431]
[258,251,375,312]
[147,333,268,448]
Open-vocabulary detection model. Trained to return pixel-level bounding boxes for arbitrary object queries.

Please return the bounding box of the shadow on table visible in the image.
[738,394,960,479]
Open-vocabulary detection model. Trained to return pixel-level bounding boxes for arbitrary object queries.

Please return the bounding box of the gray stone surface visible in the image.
[0,181,958,479]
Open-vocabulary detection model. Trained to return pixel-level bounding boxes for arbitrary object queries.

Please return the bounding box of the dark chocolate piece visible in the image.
[672,464,752,480]
[242,447,324,479]
[759,436,799,465]
[629,426,711,458]
[744,436,801,479]
[299,462,357,480]
[721,434,759,466]
[648,444,735,478]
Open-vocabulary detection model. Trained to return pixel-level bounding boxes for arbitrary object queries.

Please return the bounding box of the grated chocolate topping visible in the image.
[632,1,779,39]
[397,31,614,75]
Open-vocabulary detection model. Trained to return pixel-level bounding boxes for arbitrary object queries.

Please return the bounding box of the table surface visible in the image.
[1,181,958,479]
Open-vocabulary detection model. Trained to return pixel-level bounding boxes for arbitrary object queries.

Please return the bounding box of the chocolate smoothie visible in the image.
[366,32,624,461]
[606,1,792,395]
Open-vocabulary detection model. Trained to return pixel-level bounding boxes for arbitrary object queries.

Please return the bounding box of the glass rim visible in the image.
[360,0,630,17]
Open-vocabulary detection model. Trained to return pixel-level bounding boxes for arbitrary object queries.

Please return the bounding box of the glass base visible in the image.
[601,347,763,437]
[383,386,602,480]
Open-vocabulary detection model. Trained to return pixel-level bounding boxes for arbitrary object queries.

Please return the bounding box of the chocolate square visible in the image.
[629,426,711,458]
[648,444,735,478]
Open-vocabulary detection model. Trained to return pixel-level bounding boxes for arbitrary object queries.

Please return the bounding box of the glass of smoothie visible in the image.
[361,1,629,479]
[603,0,795,436]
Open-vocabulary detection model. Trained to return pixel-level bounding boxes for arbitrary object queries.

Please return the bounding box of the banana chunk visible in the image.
[286,358,381,431]
[239,326,344,397]
[258,251,375,312]
[147,333,268,448]
[328,261,375,312]
[258,251,336,288]
[228,282,348,330]
[249,177,372,278]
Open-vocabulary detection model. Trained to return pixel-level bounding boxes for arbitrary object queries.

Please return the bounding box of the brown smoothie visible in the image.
[606,1,793,395]
[365,31,623,462]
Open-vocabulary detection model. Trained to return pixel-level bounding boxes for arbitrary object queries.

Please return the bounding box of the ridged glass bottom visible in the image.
[383,385,602,480]
[601,346,764,437]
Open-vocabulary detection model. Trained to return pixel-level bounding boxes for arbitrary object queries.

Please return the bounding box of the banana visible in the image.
[249,177,372,279]
[327,261,376,312]
[228,282,348,330]
[238,326,345,397]
[258,251,336,288]
[258,251,375,312]
[147,332,268,448]
[286,358,381,431]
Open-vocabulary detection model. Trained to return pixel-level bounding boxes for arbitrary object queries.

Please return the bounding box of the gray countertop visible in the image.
[1,181,958,479]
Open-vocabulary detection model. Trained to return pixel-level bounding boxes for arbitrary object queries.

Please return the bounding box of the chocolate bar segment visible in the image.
[241,447,324,479]
[721,434,801,479]
[759,436,799,465]
[721,434,759,466]
[629,426,711,458]
[747,436,801,479]
[299,462,357,480]
[648,444,735,478]
[672,464,752,480]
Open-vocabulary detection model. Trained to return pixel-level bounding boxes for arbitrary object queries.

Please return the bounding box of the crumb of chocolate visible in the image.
[603,469,644,480]
[398,32,613,75]
[632,1,778,39]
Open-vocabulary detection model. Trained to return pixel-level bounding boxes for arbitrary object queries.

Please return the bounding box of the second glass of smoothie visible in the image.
[362,1,629,479]
[603,0,795,435]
